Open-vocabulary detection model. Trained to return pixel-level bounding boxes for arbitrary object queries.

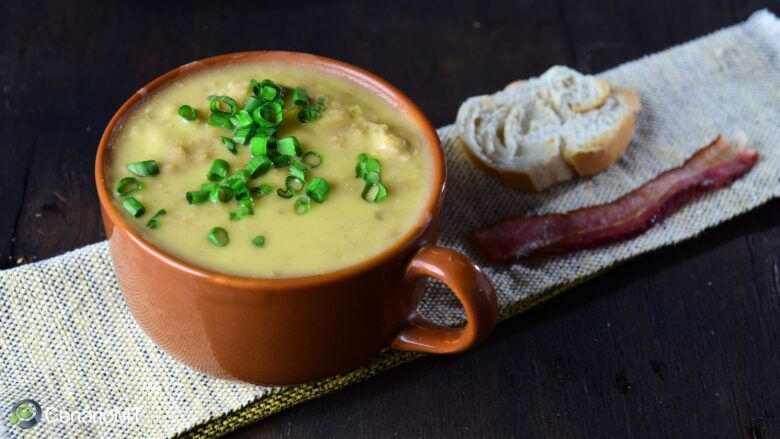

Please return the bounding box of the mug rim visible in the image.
[94,51,445,291]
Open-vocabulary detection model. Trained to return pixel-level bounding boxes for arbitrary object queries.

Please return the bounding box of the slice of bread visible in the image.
[455,66,641,192]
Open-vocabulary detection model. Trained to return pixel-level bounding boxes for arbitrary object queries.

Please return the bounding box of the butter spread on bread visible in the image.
[455,66,641,192]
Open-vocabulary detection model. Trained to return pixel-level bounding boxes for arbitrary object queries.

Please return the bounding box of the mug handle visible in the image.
[390,246,498,354]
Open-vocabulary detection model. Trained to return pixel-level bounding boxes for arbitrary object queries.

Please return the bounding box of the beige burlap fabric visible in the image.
[2,10,779,438]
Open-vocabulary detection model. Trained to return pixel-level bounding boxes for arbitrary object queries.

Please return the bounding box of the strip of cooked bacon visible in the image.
[474,135,759,262]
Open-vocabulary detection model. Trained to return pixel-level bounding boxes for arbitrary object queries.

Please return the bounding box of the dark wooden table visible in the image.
[3,0,779,437]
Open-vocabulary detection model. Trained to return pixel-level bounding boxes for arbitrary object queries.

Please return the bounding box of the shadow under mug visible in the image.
[95,51,498,385]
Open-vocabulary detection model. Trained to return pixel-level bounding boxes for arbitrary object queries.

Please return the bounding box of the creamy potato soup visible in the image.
[107,62,433,278]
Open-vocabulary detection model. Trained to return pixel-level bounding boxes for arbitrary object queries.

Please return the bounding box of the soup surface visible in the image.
[107,61,433,278]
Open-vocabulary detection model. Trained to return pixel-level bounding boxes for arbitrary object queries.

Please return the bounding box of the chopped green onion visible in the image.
[244,95,262,113]
[245,155,273,179]
[355,153,369,178]
[363,158,381,180]
[207,159,229,181]
[288,160,307,182]
[207,227,229,247]
[250,136,268,156]
[186,190,210,204]
[365,171,381,184]
[207,112,233,129]
[285,176,305,192]
[209,186,233,203]
[269,150,291,168]
[229,205,253,221]
[114,177,142,196]
[201,182,219,193]
[233,125,254,144]
[355,154,382,181]
[251,235,266,247]
[254,126,278,139]
[127,160,159,177]
[294,196,311,215]
[298,98,326,123]
[233,185,251,202]
[292,88,309,106]
[362,182,388,203]
[277,187,295,199]
[225,170,251,187]
[276,136,301,157]
[302,151,323,168]
[257,183,273,196]
[208,95,238,115]
[252,101,283,127]
[221,136,237,155]
[251,79,283,101]
[305,177,331,203]
[178,105,197,121]
[122,197,146,217]
[146,209,167,229]
[231,109,254,128]
[238,196,254,208]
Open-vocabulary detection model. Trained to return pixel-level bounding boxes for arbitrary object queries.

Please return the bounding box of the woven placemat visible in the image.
[2,10,779,438]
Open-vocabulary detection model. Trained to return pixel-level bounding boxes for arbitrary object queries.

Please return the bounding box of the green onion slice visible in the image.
[292,88,309,106]
[294,196,311,215]
[207,159,230,181]
[209,186,233,203]
[251,235,266,247]
[236,109,255,127]
[238,196,254,208]
[221,137,237,155]
[269,150,291,168]
[114,177,142,196]
[298,98,326,123]
[302,151,323,168]
[250,136,268,156]
[255,183,273,196]
[355,153,369,178]
[362,182,388,203]
[207,227,229,247]
[201,182,219,193]
[246,155,273,179]
[285,176,305,192]
[233,125,254,144]
[305,177,331,203]
[251,79,283,102]
[229,205,253,221]
[207,112,233,129]
[225,170,251,192]
[365,171,381,184]
[186,190,210,204]
[244,95,262,113]
[277,188,295,199]
[288,160,307,181]
[252,101,283,127]
[207,95,238,115]
[122,197,146,217]
[178,105,197,121]
[146,209,167,229]
[276,136,301,157]
[127,160,159,177]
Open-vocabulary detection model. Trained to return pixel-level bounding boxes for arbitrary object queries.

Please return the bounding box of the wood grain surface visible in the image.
[1,1,779,437]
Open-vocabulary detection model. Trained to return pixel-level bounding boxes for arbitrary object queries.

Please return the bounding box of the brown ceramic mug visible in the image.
[94,51,498,385]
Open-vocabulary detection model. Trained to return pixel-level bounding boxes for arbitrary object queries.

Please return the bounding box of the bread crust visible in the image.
[460,86,641,192]
[567,88,641,176]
